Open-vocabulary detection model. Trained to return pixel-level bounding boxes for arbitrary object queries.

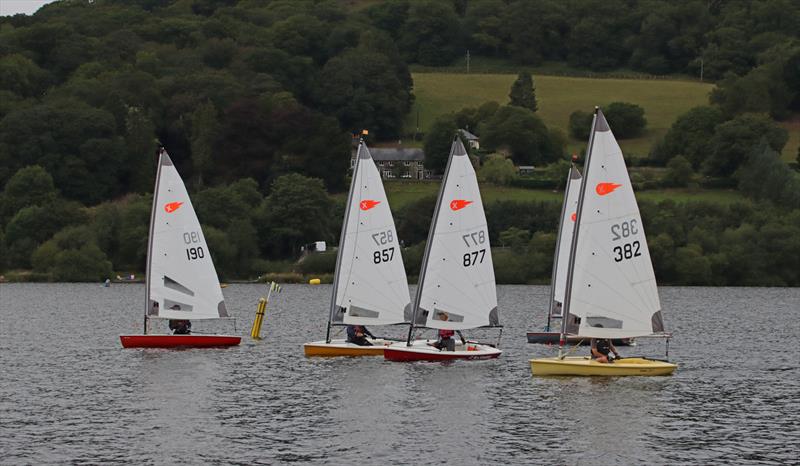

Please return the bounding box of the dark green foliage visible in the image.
[424,116,459,174]
[296,252,337,274]
[604,102,647,139]
[398,1,462,66]
[508,71,538,112]
[317,47,412,139]
[663,155,693,188]
[395,195,436,246]
[480,106,563,166]
[651,106,725,167]
[738,144,800,209]
[568,110,593,140]
[258,174,335,259]
[705,114,788,177]
[31,225,112,281]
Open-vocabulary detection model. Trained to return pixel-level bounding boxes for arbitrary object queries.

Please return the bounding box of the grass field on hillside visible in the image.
[378,181,746,209]
[406,73,714,157]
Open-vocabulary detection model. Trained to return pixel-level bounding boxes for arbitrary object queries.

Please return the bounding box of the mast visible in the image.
[325,138,363,343]
[545,164,578,332]
[405,136,459,345]
[559,108,600,356]
[143,148,166,334]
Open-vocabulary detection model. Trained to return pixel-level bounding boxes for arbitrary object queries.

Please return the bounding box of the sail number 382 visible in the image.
[613,241,641,262]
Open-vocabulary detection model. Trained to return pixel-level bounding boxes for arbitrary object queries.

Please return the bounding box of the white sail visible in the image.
[146,150,227,321]
[550,166,582,318]
[415,138,498,330]
[565,110,663,339]
[331,142,411,326]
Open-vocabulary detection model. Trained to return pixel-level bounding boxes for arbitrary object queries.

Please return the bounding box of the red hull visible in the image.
[384,348,501,362]
[119,334,241,348]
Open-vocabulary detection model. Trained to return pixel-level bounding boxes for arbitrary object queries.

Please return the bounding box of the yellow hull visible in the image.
[303,339,390,357]
[530,356,676,376]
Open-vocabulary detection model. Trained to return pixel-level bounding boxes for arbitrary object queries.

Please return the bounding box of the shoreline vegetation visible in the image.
[1,0,798,287]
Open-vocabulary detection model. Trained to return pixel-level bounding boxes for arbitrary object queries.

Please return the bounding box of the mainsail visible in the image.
[562,109,663,339]
[412,137,498,331]
[329,141,411,327]
[146,149,227,321]
[549,165,582,319]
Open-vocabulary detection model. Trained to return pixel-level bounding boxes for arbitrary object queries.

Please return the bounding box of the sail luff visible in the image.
[325,140,363,343]
[406,136,459,345]
[546,164,580,329]
[560,110,600,346]
[143,149,165,335]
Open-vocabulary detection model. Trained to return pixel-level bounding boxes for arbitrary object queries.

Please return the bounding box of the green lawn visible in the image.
[380,181,746,209]
[407,73,714,157]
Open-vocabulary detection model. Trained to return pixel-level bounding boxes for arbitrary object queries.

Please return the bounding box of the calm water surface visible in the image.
[1,284,798,465]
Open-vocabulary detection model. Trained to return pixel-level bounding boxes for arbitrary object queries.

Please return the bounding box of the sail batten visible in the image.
[332,141,411,327]
[563,110,662,339]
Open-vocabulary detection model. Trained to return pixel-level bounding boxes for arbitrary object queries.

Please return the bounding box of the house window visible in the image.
[404,161,411,166]
[383,170,392,178]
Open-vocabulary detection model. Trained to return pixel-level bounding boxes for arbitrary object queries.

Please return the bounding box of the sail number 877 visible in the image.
[463,249,486,267]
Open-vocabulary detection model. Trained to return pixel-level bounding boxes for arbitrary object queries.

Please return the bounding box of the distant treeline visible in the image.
[1,0,799,285]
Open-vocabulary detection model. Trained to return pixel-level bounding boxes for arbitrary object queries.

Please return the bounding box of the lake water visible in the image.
[0,284,798,465]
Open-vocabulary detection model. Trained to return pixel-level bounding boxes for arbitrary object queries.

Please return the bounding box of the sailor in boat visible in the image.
[346,325,374,346]
[169,319,192,335]
[590,338,620,363]
[432,313,466,351]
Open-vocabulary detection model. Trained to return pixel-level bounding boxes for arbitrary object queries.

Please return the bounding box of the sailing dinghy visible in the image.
[384,137,502,362]
[120,148,240,349]
[530,109,674,376]
[526,165,631,346]
[303,140,419,357]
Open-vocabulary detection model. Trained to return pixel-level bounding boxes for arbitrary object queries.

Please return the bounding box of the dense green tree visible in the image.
[423,115,459,174]
[480,106,562,166]
[189,100,220,188]
[317,47,412,139]
[604,102,647,139]
[738,144,800,209]
[395,195,436,246]
[32,226,112,281]
[500,0,567,65]
[705,114,788,176]
[479,155,517,185]
[0,165,58,224]
[398,0,462,66]
[651,106,725,167]
[498,227,530,250]
[674,244,712,285]
[258,174,334,259]
[0,53,51,98]
[568,110,593,140]
[508,71,538,112]
[663,155,693,187]
[463,0,506,56]
[364,0,409,41]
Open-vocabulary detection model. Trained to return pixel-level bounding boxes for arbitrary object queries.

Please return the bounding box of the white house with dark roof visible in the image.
[350,146,427,180]
[459,129,480,150]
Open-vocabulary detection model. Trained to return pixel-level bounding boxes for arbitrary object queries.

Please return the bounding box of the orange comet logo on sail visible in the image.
[596,182,622,196]
[571,212,577,222]
[164,202,183,213]
[450,199,473,211]
[360,199,380,211]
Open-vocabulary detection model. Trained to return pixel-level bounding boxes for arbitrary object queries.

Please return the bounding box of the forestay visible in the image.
[550,166,582,318]
[565,110,663,339]
[146,150,227,321]
[415,138,498,330]
[331,142,411,326]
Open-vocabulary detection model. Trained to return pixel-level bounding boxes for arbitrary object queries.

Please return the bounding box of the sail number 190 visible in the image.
[184,230,204,261]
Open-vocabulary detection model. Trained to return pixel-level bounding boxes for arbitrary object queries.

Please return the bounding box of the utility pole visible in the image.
[700,57,704,82]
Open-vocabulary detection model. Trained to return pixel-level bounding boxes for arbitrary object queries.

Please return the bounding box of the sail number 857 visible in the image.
[373,247,394,264]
